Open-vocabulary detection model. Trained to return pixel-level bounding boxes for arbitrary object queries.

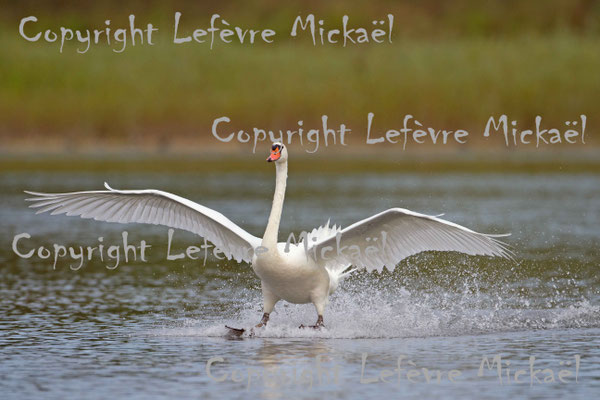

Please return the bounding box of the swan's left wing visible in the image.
[308,208,512,272]
[24,183,261,263]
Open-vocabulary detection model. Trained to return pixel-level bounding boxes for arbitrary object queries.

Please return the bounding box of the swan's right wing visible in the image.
[25,183,261,263]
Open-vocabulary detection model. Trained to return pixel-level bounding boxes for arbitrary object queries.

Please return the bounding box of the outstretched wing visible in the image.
[25,183,261,263]
[308,208,512,272]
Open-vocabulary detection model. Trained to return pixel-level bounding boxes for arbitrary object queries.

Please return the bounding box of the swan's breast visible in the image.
[252,244,329,304]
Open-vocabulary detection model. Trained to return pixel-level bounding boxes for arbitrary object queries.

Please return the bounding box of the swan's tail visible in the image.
[302,220,356,294]
[338,267,357,279]
[327,265,357,295]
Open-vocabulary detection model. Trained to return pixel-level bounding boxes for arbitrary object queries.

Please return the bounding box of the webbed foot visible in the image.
[225,326,245,337]
[299,315,324,329]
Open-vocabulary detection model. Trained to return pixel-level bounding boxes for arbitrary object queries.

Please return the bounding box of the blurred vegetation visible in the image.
[4,0,600,37]
[0,0,599,150]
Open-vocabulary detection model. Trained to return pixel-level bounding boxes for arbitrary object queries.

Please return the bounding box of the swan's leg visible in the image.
[257,283,279,328]
[256,313,269,328]
[312,300,326,328]
[300,301,325,329]
[313,315,325,328]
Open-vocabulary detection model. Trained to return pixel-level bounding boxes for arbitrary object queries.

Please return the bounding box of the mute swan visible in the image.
[25,143,511,329]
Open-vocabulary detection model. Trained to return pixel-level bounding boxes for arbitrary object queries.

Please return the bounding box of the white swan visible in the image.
[25,142,511,329]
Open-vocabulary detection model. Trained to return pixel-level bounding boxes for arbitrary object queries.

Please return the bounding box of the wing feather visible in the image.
[308,208,512,272]
[25,184,261,263]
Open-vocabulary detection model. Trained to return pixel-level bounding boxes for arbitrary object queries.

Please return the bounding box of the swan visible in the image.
[24,142,511,329]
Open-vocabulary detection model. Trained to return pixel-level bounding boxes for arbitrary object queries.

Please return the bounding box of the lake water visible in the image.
[0,164,598,399]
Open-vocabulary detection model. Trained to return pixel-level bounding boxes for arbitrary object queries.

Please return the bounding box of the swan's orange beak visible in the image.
[267,148,281,162]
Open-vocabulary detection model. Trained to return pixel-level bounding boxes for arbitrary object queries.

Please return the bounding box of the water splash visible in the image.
[150,264,600,339]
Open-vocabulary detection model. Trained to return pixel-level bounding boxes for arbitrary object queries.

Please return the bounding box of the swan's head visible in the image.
[267,142,287,163]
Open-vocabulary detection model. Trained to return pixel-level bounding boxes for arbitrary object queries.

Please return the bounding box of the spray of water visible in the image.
[154,257,600,339]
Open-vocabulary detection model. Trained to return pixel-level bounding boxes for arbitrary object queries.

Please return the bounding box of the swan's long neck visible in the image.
[262,160,287,251]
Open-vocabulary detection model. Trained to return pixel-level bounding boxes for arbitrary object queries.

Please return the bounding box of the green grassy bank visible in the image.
[1,32,598,147]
